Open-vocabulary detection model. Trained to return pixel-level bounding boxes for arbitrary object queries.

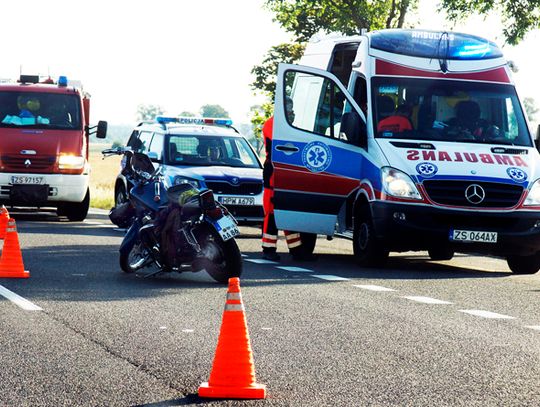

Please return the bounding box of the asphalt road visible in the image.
[0,209,539,406]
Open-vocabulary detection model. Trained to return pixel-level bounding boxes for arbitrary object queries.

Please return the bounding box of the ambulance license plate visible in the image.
[215,215,240,241]
[450,229,497,243]
[219,196,255,206]
[11,176,44,185]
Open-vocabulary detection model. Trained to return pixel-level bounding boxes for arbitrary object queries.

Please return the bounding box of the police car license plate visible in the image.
[215,215,240,241]
[11,176,43,185]
[450,229,497,243]
[219,196,255,206]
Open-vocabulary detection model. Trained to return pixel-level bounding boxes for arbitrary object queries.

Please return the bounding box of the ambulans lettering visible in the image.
[406,150,528,167]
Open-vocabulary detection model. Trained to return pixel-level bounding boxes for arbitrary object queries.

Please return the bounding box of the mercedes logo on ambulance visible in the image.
[465,184,485,205]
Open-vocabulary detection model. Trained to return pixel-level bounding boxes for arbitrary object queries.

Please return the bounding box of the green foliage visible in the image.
[251,43,306,98]
[136,104,164,121]
[200,104,230,118]
[264,0,416,42]
[178,111,196,117]
[250,102,274,152]
[439,0,540,45]
[524,97,539,123]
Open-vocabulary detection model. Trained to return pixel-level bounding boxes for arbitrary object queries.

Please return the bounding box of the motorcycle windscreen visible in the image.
[272,64,367,235]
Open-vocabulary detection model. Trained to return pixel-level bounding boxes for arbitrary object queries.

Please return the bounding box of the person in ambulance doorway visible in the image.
[261,97,317,262]
[377,103,413,134]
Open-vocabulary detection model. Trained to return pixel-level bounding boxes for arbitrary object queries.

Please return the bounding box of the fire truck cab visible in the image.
[0,75,107,221]
[272,29,540,274]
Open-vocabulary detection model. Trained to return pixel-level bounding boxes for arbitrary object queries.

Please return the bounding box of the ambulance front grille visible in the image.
[422,180,524,208]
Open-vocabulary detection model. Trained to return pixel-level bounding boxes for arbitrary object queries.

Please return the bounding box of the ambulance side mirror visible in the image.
[341,111,367,149]
[536,124,540,152]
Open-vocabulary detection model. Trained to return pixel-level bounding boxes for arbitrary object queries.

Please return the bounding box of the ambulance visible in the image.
[271,29,540,274]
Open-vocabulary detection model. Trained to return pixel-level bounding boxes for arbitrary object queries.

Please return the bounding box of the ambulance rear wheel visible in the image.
[507,253,540,275]
[353,207,388,267]
[300,232,317,255]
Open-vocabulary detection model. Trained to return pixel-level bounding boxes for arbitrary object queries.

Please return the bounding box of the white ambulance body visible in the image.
[272,29,540,274]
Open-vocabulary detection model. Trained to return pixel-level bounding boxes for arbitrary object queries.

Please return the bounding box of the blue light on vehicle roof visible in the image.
[58,76,68,87]
[455,43,491,58]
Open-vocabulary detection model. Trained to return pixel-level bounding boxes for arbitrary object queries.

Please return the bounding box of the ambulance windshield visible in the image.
[372,77,532,147]
[0,91,82,130]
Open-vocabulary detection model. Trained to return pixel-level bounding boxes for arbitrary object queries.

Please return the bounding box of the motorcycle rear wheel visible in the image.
[119,238,152,273]
[193,226,243,283]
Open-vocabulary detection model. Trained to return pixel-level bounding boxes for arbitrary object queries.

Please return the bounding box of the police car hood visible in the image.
[377,139,538,187]
[164,165,262,183]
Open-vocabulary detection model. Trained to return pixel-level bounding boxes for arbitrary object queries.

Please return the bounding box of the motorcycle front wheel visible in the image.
[119,237,152,273]
[193,225,243,283]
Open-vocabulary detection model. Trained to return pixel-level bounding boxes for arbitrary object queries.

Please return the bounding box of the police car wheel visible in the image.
[115,184,128,207]
[507,253,540,275]
[353,207,388,266]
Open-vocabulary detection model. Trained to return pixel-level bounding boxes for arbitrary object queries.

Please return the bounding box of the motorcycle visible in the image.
[102,147,243,283]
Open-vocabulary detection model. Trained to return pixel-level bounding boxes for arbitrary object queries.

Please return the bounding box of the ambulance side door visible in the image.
[272,63,368,235]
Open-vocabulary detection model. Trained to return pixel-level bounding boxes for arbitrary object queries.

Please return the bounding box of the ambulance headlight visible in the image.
[382,167,422,200]
[524,179,540,206]
[173,175,200,188]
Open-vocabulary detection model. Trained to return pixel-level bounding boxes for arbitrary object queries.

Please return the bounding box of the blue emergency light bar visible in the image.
[370,29,503,61]
[156,116,233,126]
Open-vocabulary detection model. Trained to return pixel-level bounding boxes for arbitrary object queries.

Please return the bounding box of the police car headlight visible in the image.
[524,179,540,206]
[173,176,200,188]
[382,167,422,200]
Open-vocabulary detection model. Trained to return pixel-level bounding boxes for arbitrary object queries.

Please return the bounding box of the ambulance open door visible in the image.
[272,63,368,236]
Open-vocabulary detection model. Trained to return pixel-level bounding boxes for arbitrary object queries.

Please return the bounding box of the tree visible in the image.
[136,104,164,122]
[524,97,539,124]
[178,111,196,117]
[200,104,230,118]
[439,0,540,45]
[250,102,274,153]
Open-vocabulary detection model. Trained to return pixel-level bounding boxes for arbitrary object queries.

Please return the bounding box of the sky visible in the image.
[1,0,539,127]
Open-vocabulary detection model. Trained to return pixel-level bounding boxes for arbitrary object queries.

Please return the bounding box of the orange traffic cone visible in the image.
[0,218,29,278]
[0,205,9,239]
[199,277,266,399]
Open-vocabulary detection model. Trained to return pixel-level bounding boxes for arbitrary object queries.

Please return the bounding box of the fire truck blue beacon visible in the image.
[270,28,540,274]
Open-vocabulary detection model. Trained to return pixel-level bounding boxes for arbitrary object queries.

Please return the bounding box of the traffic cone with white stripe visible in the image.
[0,218,29,278]
[0,205,9,239]
[199,277,266,399]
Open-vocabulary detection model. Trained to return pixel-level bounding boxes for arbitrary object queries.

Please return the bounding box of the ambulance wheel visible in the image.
[353,206,388,267]
[428,248,454,261]
[62,189,90,222]
[300,232,317,255]
[506,253,540,275]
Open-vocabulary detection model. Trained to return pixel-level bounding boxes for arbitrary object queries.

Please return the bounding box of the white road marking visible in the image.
[311,275,350,281]
[459,309,515,319]
[245,259,278,264]
[83,221,101,225]
[0,285,42,311]
[525,325,540,331]
[277,266,312,273]
[182,329,194,333]
[71,274,86,277]
[403,296,453,305]
[261,327,272,330]
[353,284,396,292]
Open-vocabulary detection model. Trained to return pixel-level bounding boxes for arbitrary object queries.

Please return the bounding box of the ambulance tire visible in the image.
[300,232,317,255]
[353,206,389,267]
[506,253,540,275]
[428,248,454,261]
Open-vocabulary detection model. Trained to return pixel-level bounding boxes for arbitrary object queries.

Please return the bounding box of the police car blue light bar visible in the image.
[156,116,233,126]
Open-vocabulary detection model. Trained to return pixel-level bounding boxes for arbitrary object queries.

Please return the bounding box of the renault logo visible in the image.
[24,159,31,167]
[465,184,485,205]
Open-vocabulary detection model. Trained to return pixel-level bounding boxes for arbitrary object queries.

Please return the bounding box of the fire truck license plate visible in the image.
[450,229,498,243]
[11,176,44,185]
[219,196,255,206]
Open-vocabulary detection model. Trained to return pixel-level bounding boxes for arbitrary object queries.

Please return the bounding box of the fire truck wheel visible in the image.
[300,232,317,255]
[428,248,454,261]
[64,189,90,222]
[507,253,540,275]
[353,206,388,267]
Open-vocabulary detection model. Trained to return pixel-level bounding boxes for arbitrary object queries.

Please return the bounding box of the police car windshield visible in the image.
[166,134,261,168]
[0,91,82,130]
[372,77,532,147]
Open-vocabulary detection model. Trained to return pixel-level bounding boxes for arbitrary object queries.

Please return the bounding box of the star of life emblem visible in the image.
[506,167,527,183]
[302,141,332,173]
[416,162,438,178]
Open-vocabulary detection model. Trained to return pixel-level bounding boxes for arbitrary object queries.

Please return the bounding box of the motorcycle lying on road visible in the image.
[102,147,243,283]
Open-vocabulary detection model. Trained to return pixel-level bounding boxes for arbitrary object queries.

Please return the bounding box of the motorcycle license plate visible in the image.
[215,215,240,241]
[450,229,497,243]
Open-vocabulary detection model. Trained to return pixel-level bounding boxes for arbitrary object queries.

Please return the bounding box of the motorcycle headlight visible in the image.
[173,176,200,188]
[524,179,540,206]
[381,167,422,200]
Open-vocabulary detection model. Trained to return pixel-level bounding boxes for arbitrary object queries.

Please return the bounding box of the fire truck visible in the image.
[0,75,107,220]
[271,29,540,274]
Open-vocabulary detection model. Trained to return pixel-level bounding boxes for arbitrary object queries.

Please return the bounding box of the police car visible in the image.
[114,116,263,224]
